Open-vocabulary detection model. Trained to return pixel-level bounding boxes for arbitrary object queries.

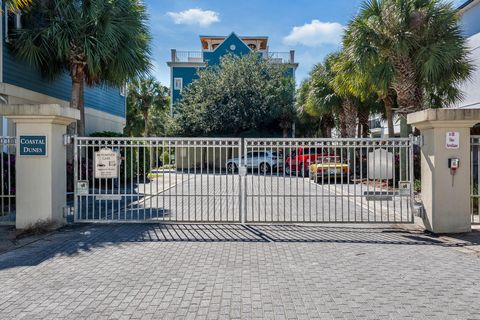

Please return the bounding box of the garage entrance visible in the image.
[73,137,414,224]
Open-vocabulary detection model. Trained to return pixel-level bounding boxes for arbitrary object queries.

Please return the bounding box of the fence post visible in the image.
[408,108,480,233]
[0,104,80,229]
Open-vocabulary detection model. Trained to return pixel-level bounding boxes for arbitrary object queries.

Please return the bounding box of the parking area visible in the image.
[1,223,480,319]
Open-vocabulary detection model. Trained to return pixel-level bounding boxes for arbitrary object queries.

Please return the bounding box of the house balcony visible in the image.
[170,49,297,64]
[262,51,296,64]
[171,50,204,63]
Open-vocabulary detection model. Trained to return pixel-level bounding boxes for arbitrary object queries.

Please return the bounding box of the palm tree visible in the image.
[127,78,169,138]
[345,0,472,117]
[10,0,151,136]
[5,0,32,11]
[301,60,343,137]
[328,52,362,138]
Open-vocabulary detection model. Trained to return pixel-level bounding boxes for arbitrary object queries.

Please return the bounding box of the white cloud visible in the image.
[283,20,344,47]
[167,8,220,27]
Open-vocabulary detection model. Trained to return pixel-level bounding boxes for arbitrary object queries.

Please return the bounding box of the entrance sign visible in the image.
[446,131,459,149]
[368,148,394,180]
[94,148,119,179]
[19,135,47,156]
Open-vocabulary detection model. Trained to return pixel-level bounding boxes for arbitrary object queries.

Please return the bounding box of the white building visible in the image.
[456,0,480,109]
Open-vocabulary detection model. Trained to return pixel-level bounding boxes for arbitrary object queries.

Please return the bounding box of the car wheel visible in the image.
[227,162,237,173]
[259,162,270,174]
[285,166,291,175]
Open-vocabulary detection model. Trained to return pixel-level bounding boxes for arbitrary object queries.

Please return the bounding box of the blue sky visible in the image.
[144,0,467,88]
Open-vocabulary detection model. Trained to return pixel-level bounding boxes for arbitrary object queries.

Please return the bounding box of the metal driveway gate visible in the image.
[471,136,480,224]
[73,136,414,224]
[243,138,414,223]
[74,137,242,222]
[0,136,16,225]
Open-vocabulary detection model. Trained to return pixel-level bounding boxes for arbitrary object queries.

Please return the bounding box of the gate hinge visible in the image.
[63,134,75,146]
[63,206,74,218]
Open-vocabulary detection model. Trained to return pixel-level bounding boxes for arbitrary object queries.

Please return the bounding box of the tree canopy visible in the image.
[172,53,295,137]
[125,78,170,137]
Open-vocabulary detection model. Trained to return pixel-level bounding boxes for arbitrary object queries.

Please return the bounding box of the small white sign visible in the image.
[76,180,89,195]
[94,148,119,179]
[398,181,411,196]
[239,166,247,176]
[446,132,460,149]
[368,148,394,180]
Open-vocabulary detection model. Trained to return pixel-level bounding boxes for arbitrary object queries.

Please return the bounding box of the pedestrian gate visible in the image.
[74,137,414,223]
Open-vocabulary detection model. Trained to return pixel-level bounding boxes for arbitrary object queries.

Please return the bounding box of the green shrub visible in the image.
[89,131,124,137]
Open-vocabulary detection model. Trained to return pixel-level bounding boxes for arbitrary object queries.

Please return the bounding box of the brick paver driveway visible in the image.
[1,223,480,319]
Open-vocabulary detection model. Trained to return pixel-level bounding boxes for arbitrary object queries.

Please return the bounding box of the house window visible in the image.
[174,78,183,91]
[120,84,127,97]
[5,11,22,43]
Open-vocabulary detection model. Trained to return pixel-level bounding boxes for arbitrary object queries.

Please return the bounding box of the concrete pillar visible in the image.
[408,109,480,233]
[0,104,80,229]
[289,50,295,64]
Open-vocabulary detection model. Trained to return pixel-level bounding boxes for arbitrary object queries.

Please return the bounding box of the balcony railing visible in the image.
[172,51,204,63]
[263,51,295,64]
[170,49,295,64]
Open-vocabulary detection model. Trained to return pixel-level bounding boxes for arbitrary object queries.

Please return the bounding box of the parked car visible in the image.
[226,151,283,174]
[309,160,351,183]
[285,147,333,176]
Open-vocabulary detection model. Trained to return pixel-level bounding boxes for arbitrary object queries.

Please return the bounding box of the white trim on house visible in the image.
[84,107,125,135]
[166,62,207,68]
[459,0,480,14]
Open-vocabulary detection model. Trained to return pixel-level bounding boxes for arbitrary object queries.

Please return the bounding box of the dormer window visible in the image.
[248,44,257,51]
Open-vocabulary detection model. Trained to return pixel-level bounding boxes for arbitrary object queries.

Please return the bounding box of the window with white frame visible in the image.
[120,83,127,96]
[174,78,183,91]
[5,11,21,43]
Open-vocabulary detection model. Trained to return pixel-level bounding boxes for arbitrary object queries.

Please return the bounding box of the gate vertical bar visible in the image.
[73,136,78,222]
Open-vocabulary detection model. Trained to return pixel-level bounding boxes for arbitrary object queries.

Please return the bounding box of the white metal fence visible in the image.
[471,136,480,224]
[0,137,16,225]
[73,137,415,224]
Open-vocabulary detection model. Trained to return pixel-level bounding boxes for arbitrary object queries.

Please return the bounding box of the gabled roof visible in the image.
[200,33,268,51]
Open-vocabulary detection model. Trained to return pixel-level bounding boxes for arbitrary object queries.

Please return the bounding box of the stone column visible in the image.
[0,104,80,229]
[408,109,480,233]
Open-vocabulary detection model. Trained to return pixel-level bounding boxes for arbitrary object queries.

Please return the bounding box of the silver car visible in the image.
[226,151,283,174]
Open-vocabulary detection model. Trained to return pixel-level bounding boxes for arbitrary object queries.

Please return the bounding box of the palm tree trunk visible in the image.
[337,109,347,138]
[391,56,423,115]
[357,109,369,138]
[382,95,395,138]
[70,62,86,136]
[342,98,357,138]
[143,110,149,137]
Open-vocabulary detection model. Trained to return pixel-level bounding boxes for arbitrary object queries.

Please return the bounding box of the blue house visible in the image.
[0,11,126,136]
[167,33,298,114]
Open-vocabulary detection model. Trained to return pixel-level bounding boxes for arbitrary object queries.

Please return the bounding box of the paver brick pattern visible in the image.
[1,223,480,319]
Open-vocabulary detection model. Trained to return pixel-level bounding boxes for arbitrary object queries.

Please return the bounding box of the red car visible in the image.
[285,147,335,176]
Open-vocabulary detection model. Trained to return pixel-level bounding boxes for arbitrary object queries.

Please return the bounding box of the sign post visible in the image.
[0,104,80,229]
